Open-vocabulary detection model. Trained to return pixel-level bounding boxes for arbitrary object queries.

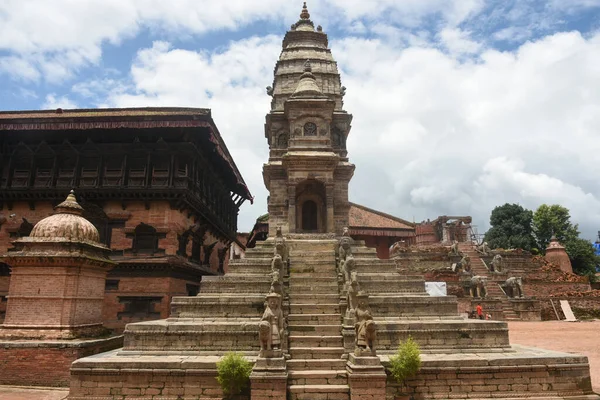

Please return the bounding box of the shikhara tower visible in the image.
[263,3,355,236]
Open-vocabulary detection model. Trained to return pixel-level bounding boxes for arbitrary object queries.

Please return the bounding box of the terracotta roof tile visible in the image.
[349,202,414,230]
[0,107,210,120]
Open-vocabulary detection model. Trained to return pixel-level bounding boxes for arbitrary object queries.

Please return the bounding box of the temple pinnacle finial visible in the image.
[304,59,312,72]
[300,2,310,20]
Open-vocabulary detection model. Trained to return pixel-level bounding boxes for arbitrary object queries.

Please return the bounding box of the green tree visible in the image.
[532,204,579,250]
[533,204,598,280]
[484,204,536,251]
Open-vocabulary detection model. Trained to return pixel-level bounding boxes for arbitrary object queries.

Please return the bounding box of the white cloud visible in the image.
[0,0,486,82]
[42,94,78,109]
[439,28,482,55]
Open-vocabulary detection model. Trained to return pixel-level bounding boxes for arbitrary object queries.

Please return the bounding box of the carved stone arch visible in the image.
[295,179,326,233]
[277,131,289,148]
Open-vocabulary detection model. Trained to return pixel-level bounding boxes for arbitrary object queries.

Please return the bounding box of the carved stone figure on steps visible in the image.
[477,241,491,256]
[470,275,487,298]
[343,254,356,286]
[274,226,288,265]
[271,253,284,277]
[504,277,524,298]
[270,270,283,297]
[259,293,284,357]
[449,240,461,256]
[454,254,471,273]
[490,254,503,273]
[354,291,376,356]
[346,271,360,315]
[338,227,353,276]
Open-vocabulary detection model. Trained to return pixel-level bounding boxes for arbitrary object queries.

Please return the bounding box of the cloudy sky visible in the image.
[2,1,600,240]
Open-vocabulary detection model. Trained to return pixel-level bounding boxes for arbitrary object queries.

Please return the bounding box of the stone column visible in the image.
[326,183,335,233]
[287,184,296,233]
[346,354,387,400]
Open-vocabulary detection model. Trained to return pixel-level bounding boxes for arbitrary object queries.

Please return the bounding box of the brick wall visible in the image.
[0,336,122,387]
[103,276,200,332]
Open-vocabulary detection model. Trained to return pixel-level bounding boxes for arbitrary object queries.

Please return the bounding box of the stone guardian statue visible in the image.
[354,291,376,356]
[259,293,284,357]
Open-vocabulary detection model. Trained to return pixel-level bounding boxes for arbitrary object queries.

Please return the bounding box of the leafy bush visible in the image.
[388,337,421,384]
[216,352,252,398]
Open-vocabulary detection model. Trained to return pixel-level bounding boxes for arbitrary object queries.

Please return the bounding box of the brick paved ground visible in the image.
[1,320,598,398]
[508,320,600,393]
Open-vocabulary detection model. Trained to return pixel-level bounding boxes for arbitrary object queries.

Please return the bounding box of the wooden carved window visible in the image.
[151,157,170,187]
[103,156,124,187]
[11,157,32,188]
[304,122,317,136]
[56,155,77,188]
[80,157,100,187]
[132,223,159,255]
[174,158,189,188]
[33,157,54,188]
[127,156,147,187]
[0,157,9,188]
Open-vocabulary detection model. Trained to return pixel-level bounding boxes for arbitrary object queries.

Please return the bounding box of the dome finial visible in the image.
[300,2,310,20]
[55,190,84,216]
[304,59,312,72]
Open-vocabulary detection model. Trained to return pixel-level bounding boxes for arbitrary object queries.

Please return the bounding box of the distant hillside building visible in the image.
[0,107,252,330]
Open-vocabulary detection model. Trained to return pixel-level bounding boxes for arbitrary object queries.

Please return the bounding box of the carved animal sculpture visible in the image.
[364,319,377,355]
[470,275,487,298]
[504,277,524,298]
[490,254,503,273]
[259,320,271,353]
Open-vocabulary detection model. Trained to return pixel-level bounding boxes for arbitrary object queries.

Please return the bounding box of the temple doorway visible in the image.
[295,180,326,233]
[302,200,318,231]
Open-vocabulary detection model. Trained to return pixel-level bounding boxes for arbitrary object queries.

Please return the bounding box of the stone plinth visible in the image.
[250,353,288,400]
[384,345,598,399]
[346,354,386,400]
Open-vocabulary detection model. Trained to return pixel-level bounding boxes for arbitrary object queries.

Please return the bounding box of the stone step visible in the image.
[290,303,340,314]
[289,347,345,360]
[288,384,350,400]
[289,285,339,294]
[289,335,343,347]
[289,276,338,284]
[288,370,347,386]
[287,358,347,370]
[288,314,341,324]
[288,324,341,336]
[289,294,340,304]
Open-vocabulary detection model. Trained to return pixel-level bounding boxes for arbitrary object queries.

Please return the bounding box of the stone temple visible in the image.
[68,4,598,400]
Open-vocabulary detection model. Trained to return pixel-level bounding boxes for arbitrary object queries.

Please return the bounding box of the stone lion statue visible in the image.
[470,275,487,298]
[476,241,491,256]
[259,320,271,354]
[504,277,524,298]
[337,227,353,276]
[449,240,461,256]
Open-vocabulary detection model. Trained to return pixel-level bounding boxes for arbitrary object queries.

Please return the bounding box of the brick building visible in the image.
[0,107,252,330]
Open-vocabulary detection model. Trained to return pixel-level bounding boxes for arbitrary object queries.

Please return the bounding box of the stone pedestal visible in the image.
[250,352,287,400]
[347,353,386,400]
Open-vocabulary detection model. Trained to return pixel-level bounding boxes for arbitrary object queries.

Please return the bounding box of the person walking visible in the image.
[476,303,483,320]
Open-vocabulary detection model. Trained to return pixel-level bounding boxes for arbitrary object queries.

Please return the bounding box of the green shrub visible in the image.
[216,352,252,398]
[388,337,421,384]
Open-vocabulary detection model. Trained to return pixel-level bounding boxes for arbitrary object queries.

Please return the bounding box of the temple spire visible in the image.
[300,2,310,20]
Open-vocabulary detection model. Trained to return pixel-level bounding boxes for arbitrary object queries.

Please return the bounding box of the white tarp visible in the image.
[560,300,577,321]
[425,282,447,297]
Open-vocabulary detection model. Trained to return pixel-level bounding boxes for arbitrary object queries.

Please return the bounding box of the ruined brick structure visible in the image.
[0,108,252,330]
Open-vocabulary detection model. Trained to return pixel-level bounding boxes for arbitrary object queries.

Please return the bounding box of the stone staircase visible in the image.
[459,244,520,320]
[286,240,349,400]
